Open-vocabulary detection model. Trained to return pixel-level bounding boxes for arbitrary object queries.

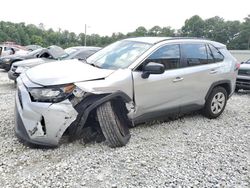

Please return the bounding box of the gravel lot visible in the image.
[0,69,249,187]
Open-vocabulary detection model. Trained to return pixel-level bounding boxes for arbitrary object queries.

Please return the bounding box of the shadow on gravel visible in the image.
[134,111,201,129]
[0,82,16,91]
[235,90,250,95]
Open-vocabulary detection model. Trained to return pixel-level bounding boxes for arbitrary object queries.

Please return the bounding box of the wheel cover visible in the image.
[211,92,225,114]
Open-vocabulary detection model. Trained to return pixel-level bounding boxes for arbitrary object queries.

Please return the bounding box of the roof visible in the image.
[124,37,170,44]
[124,37,225,48]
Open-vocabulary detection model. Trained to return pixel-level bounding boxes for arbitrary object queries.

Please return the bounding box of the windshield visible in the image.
[28,48,43,56]
[87,40,152,70]
[60,48,80,60]
[64,48,78,55]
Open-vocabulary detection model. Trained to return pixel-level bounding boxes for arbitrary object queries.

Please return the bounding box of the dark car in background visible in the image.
[64,46,101,60]
[236,59,250,91]
[0,48,44,71]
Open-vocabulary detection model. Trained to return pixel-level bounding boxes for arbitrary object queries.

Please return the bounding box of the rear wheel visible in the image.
[203,86,227,119]
[96,101,130,147]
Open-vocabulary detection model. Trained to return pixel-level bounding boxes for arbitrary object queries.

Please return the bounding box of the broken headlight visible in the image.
[28,84,75,103]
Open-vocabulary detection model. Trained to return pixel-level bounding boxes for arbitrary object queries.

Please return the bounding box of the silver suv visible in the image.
[15,37,238,148]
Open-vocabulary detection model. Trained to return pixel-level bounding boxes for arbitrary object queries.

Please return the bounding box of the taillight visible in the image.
[235,62,240,71]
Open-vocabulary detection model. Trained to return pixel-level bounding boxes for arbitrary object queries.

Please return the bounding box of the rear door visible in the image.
[178,43,225,109]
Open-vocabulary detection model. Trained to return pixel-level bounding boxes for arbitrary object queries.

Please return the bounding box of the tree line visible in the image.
[0,15,249,49]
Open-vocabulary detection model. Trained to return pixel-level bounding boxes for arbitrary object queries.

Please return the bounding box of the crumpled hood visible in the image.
[25,59,115,86]
[13,58,52,67]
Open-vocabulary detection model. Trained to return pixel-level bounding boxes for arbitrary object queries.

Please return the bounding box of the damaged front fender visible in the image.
[68,91,133,138]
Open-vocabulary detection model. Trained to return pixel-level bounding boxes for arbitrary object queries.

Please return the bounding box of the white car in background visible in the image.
[0,45,28,57]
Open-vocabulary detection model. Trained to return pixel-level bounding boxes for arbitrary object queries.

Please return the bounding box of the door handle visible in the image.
[173,77,184,82]
[210,69,218,74]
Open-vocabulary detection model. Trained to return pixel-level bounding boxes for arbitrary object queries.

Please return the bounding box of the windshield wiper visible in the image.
[88,63,101,68]
[80,57,101,68]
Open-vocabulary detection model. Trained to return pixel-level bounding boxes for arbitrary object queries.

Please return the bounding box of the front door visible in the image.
[132,44,184,121]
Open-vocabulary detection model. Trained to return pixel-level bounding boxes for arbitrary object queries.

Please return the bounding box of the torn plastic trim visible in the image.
[68,91,132,138]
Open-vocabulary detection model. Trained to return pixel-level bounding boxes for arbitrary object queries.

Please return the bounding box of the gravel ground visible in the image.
[0,69,249,187]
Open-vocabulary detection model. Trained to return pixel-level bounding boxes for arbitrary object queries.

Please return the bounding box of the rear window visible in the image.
[208,44,224,63]
[182,43,208,66]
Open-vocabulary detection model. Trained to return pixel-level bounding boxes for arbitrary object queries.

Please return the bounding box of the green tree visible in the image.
[181,15,205,37]
[30,35,43,46]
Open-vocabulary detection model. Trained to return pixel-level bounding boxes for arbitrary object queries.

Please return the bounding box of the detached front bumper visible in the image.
[15,79,78,147]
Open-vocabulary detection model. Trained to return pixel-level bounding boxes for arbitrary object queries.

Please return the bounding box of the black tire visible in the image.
[235,87,239,92]
[203,86,228,119]
[4,63,12,72]
[96,101,130,147]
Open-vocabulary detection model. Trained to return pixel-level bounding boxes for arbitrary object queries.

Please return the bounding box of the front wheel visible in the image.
[203,86,228,119]
[96,101,131,148]
[235,87,239,92]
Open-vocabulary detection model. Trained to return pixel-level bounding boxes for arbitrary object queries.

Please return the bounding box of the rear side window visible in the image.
[146,44,180,70]
[182,43,208,66]
[208,44,224,63]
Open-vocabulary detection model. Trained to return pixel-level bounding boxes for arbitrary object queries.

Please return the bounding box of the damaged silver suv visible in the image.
[15,37,238,148]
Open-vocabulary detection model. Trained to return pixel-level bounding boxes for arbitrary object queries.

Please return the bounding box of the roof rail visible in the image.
[154,37,211,44]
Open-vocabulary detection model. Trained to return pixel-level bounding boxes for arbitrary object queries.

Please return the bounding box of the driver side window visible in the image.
[142,44,180,70]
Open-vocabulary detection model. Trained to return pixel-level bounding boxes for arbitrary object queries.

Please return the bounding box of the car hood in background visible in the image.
[25,59,115,86]
[0,54,23,60]
[13,58,53,68]
[239,64,250,70]
[39,45,67,59]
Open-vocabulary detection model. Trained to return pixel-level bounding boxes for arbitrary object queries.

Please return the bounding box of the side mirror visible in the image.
[141,62,165,79]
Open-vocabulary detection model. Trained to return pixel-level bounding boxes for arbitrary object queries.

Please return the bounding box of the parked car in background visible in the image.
[8,45,66,80]
[64,46,101,60]
[0,45,28,57]
[0,48,45,71]
[8,46,100,81]
[14,37,238,148]
[25,45,42,51]
[236,59,250,91]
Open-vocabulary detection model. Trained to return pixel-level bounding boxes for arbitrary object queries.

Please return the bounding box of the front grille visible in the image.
[12,65,17,72]
[238,69,250,76]
[17,88,23,109]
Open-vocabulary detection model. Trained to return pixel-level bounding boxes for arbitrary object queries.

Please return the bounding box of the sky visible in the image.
[0,0,249,36]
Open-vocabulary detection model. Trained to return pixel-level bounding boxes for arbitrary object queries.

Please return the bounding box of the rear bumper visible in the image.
[236,76,250,90]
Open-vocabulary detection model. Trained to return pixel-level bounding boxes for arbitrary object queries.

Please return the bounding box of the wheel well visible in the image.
[217,83,231,97]
[206,81,232,100]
